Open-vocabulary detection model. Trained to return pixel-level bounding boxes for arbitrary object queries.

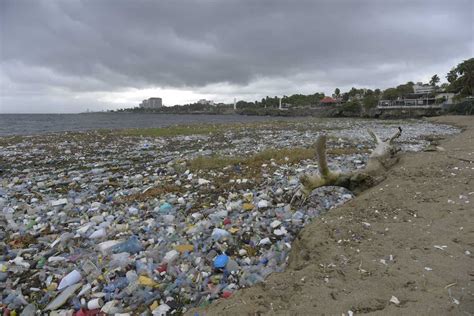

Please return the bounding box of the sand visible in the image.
[190,116,473,315]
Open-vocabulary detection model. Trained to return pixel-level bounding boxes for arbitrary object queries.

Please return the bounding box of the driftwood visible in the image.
[293,127,402,203]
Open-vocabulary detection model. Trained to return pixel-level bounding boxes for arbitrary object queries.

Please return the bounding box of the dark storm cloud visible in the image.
[0,0,473,112]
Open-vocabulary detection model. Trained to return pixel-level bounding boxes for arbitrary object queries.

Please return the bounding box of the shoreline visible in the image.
[0,113,304,137]
[0,117,467,314]
[190,115,473,315]
[0,115,433,138]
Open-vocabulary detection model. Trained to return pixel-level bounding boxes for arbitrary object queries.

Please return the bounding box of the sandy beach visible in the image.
[1,116,471,315]
[3,1,473,314]
[191,116,473,315]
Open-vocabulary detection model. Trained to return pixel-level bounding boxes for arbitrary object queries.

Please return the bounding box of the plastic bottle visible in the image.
[109,252,131,269]
[111,235,143,254]
[58,269,82,290]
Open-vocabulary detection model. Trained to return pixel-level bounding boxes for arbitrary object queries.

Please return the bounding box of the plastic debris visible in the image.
[0,119,459,314]
[257,200,269,208]
[259,237,271,245]
[163,250,179,263]
[270,220,281,228]
[389,295,400,305]
[211,228,231,240]
[51,198,68,206]
[175,244,194,253]
[152,303,171,316]
[57,270,82,290]
[213,254,229,269]
[45,283,82,310]
[87,298,103,309]
[89,228,107,239]
[111,235,143,254]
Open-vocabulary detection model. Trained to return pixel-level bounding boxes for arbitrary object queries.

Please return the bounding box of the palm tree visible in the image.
[446,68,458,83]
[448,58,474,96]
[457,58,474,96]
[430,74,440,87]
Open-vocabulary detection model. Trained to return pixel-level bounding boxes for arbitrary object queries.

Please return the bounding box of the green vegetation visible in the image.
[188,155,243,171]
[120,124,225,137]
[381,82,414,100]
[115,102,235,114]
[446,58,474,98]
[188,144,367,173]
[362,92,379,111]
[188,147,316,172]
[281,93,325,107]
[341,100,362,113]
[444,99,474,115]
[112,58,473,117]
[235,93,325,110]
[251,147,316,164]
[430,74,440,86]
[119,118,326,137]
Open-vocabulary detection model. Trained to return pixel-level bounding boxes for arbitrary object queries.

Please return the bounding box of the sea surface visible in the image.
[0,113,298,136]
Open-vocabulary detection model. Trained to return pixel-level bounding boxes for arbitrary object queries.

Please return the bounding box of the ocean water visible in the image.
[0,113,298,136]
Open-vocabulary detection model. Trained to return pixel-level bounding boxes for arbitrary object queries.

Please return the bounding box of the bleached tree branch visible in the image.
[293,127,402,203]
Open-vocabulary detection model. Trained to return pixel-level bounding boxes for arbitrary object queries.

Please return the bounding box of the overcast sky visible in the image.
[1,0,473,113]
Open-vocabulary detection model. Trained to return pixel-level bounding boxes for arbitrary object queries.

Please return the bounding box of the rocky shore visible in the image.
[0,118,463,315]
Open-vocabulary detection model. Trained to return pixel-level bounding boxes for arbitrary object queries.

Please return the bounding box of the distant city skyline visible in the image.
[1,0,472,113]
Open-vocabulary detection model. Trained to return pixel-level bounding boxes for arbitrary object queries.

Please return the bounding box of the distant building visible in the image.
[413,83,435,94]
[377,81,447,109]
[435,92,455,105]
[378,94,437,108]
[197,99,215,106]
[319,96,337,105]
[140,97,162,109]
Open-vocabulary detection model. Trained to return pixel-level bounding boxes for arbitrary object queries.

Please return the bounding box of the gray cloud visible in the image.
[1,0,473,112]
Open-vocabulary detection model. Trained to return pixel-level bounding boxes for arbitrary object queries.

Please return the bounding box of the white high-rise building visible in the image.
[140,97,162,109]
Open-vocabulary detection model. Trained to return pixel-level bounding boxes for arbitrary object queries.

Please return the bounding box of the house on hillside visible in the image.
[413,83,435,94]
[378,80,457,109]
[319,96,338,106]
[378,93,437,108]
[435,92,455,105]
[377,81,446,109]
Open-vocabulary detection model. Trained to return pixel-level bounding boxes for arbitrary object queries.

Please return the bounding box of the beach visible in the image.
[0,116,469,314]
[191,116,474,315]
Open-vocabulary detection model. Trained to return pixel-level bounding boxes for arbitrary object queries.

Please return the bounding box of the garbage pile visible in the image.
[0,119,459,314]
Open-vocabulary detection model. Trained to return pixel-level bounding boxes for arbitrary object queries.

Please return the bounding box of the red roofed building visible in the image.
[319,96,337,105]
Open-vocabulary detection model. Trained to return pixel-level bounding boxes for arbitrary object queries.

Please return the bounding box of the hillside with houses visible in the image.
[236,58,473,117]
